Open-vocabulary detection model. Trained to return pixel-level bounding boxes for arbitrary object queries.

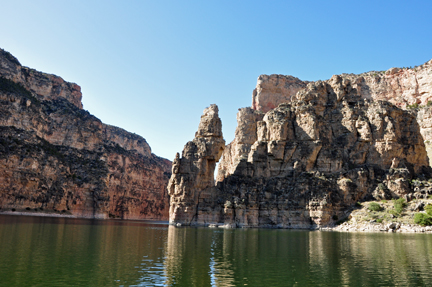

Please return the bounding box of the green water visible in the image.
[0,215,431,286]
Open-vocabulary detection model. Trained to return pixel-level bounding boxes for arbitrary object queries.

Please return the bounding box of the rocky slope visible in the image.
[0,49,171,219]
[328,197,432,233]
[170,74,432,228]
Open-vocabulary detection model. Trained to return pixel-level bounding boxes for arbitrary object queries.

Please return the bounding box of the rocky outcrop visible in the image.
[216,107,263,182]
[252,75,308,113]
[170,77,431,228]
[253,60,432,112]
[0,49,83,109]
[252,60,432,164]
[0,48,171,219]
[168,104,225,225]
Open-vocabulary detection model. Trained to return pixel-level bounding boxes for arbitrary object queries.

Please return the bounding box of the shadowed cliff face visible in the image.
[170,78,431,228]
[0,49,171,219]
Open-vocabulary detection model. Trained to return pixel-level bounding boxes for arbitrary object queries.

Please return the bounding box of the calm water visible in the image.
[0,215,432,286]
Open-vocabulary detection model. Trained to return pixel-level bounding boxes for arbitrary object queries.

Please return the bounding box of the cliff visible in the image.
[0,49,171,219]
[168,105,225,224]
[170,74,432,228]
[253,60,432,113]
[252,60,432,165]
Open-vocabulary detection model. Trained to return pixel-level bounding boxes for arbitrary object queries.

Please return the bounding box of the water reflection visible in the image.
[164,226,432,286]
[1,215,432,286]
[164,226,312,286]
[308,231,432,286]
[0,215,168,286]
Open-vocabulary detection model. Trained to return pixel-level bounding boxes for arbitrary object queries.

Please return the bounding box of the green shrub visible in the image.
[389,209,399,217]
[407,103,419,109]
[393,198,406,214]
[376,218,383,223]
[414,213,432,226]
[368,202,382,212]
[425,204,432,216]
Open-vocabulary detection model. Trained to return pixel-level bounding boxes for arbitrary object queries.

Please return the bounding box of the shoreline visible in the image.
[322,222,432,233]
[3,208,432,233]
[0,211,169,224]
[171,221,432,233]
[0,211,78,218]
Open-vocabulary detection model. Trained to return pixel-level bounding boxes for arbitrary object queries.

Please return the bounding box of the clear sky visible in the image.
[1,0,431,160]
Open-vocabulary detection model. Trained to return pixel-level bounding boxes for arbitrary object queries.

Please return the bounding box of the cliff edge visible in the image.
[0,48,171,219]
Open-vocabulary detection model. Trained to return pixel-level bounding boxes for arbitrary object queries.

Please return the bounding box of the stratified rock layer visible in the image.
[171,77,431,228]
[0,49,171,219]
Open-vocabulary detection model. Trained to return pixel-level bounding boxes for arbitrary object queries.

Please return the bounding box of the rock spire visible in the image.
[168,104,225,225]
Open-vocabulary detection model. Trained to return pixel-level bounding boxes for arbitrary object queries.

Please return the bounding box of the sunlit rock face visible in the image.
[253,60,432,112]
[0,48,171,219]
[171,78,431,228]
[218,77,430,228]
[252,59,432,163]
[168,104,225,225]
[0,49,83,109]
[252,75,309,113]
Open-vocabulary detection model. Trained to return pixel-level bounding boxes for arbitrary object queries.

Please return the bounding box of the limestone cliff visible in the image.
[168,104,225,224]
[252,59,432,165]
[253,60,432,113]
[0,48,171,219]
[171,77,431,228]
[252,75,309,113]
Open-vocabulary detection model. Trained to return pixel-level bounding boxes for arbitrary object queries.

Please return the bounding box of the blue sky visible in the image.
[1,0,431,160]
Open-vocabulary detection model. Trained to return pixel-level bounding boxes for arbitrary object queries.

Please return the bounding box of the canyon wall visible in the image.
[0,48,171,219]
[170,68,432,228]
[252,60,432,164]
[253,60,432,113]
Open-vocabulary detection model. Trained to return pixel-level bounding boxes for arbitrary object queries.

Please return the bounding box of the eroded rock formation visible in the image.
[0,48,171,219]
[171,76,431,228]
[168,104,225,225]
[253,60,432,113]
[253,60,432,164]
[252,75,308,113]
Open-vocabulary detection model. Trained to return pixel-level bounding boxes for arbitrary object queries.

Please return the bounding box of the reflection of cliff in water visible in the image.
[164,226,235,286]
[0,215,168,286]
[308,231,432,286]
[2,216,432,286]
[164,226,313,286]
[164,227,432,286]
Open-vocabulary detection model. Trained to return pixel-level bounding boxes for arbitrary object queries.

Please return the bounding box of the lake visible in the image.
[0,215,431,286]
